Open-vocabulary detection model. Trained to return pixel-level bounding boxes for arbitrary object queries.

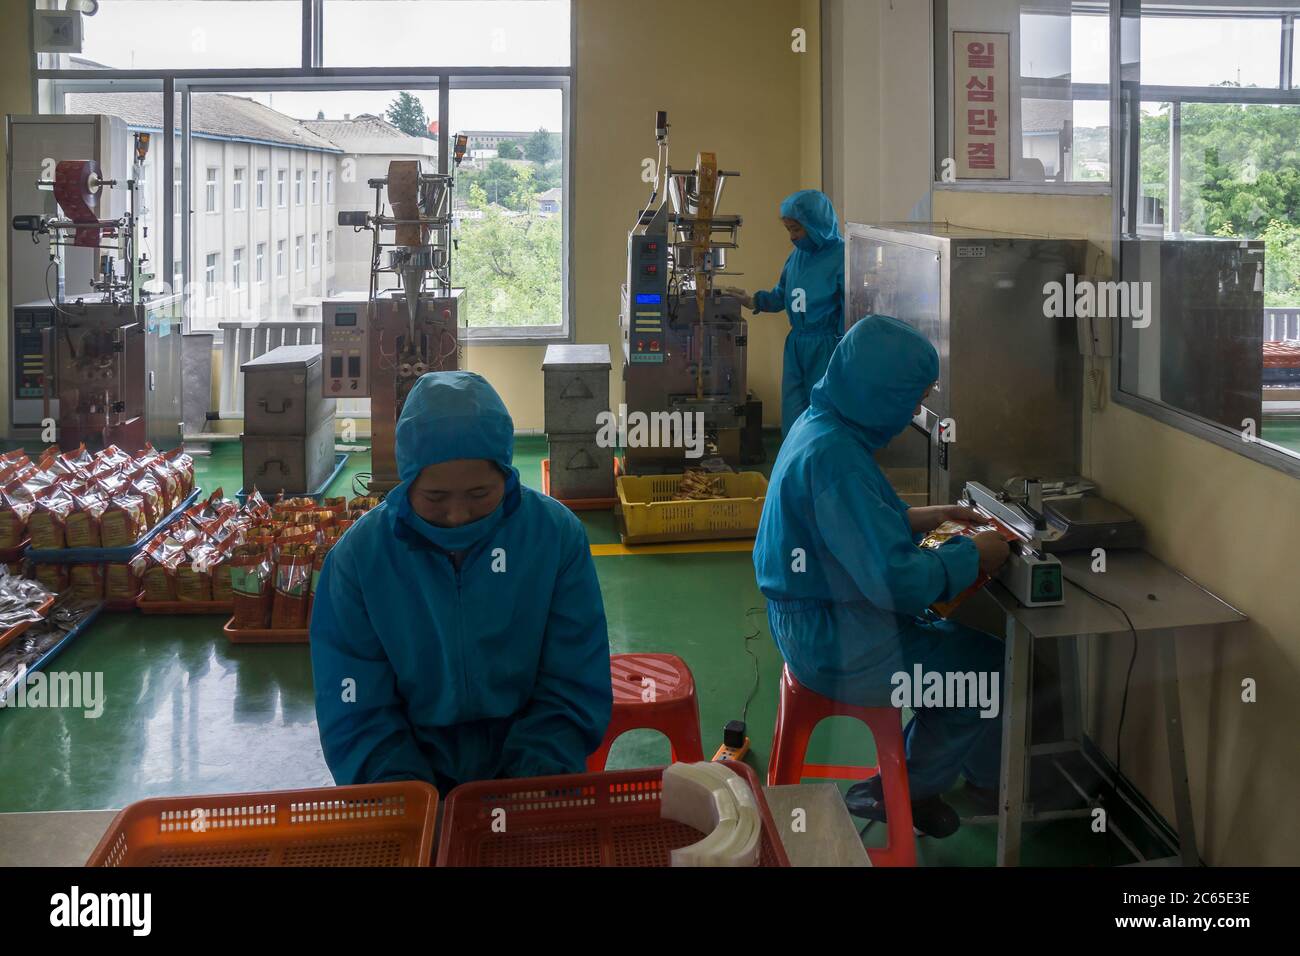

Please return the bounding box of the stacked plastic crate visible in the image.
[542,344,614,502]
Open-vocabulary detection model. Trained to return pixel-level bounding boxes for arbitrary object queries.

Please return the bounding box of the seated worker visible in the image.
[722,189,845,436]
[311,371,613,792]
[753,315,1011,837]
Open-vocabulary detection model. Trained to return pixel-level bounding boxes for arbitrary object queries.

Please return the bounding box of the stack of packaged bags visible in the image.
[0,444,195,602]
[136,489,378,630]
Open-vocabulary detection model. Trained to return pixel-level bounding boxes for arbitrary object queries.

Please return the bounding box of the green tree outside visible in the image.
[1139,96,1300,305]
[385,92,434,139]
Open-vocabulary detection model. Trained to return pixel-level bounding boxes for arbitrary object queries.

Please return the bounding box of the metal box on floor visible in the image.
[242,416,336,497]
[543,344,611,435]
[548,435,615,500]
[242,345,336,436]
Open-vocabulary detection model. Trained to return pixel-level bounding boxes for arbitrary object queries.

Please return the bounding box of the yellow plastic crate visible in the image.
[615,471,768,544]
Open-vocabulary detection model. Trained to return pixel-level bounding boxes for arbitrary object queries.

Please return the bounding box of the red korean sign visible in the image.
[953,31,1010,180]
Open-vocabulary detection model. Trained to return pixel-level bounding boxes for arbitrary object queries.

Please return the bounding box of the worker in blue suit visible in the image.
[310,371,613,794]
[723,189,845,436]
[753,315,1011,837]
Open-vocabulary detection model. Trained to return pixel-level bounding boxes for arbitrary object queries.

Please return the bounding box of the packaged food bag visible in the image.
[230,544,274,628]
[65,491,109,548]
[270,543,314,630]
[104,562,141,603]
[68,564,105,601]
[29,489,76,549]
[0,494,35,549]
[919,519,1020,618]
[31,563,69,593]
[101,493,146,548]
[134,537,186,602]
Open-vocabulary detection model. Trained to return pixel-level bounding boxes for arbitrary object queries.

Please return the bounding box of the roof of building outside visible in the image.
[1020,99,1073,134]
[65,91,343,152]
[536,187,563,201]
[303,113,429,146]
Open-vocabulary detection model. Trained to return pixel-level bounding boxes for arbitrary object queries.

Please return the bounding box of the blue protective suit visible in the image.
[751,190,846,435]
[310,372,612,793]
[753,315,1003,798]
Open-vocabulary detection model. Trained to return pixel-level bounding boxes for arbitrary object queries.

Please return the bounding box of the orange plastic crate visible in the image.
[436,761,789,867]
[86,781,438,867]
[223,615,309,644]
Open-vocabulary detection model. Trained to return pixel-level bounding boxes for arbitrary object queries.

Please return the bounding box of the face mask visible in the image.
[794,235,818,252]
[411,497,506,553]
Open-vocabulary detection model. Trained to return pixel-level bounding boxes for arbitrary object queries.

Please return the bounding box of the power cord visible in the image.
[352,472,371,496]
[1063,570,1139,865]
[740,605,764,726]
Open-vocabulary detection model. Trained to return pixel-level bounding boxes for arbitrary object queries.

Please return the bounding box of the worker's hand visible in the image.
[972,531,1011,577]
[720,286,753,308]
[941,505,985,525]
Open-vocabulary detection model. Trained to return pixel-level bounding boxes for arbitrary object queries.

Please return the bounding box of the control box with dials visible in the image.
[322,296,370,396]
[626,234,668,364]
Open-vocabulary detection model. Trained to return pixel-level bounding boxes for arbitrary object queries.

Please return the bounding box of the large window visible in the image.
[936,0,1111,186]
[35,0,573,345]
[1117,1,1300,474]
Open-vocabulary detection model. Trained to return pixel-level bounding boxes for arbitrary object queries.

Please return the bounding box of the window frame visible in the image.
[232,166,246,211]
[1109,0,1300,479]
[931,0,1115,196]
[32,1,577,345]
[256,167,268,209]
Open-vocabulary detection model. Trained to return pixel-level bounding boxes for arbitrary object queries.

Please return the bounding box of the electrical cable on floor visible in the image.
[352,472,371,496]
[1063,570,1139,865]
[740,605,764,726]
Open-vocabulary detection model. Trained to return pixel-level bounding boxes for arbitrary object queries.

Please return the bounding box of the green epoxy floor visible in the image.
[0,436,1148,865]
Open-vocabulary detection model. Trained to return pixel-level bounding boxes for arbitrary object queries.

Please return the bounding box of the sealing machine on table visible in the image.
[619,111,761,472]
[10,129,182,453]
[322,137,469,494]
[844,224,1145,610]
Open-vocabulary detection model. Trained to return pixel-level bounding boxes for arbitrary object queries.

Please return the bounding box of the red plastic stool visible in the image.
[587,653,706,770]
[767,664,916,867]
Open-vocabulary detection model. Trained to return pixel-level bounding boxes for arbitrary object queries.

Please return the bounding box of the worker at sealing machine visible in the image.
[753,316,1012,838]
[309,372,613,792]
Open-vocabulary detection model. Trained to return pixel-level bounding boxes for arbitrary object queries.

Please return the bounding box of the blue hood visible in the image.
[779,189,841,251]
[809,314,938,450]
[395,371,514,481]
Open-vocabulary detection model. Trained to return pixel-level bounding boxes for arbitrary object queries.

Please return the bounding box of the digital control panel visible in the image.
[628,235,667,364]
[322,299,370,396]
[11,306,58,427]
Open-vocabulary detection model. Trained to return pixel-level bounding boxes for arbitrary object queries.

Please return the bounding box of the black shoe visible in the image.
[844,775,961,839]
[962,780,1000,816]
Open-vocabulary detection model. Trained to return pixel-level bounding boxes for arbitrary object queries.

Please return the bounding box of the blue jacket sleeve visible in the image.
[309,545,436,785]
[813,471,979,614]
[752,259,790,314]
[499,520,612,778]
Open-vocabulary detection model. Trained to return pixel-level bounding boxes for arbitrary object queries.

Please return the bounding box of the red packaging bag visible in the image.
[229,544,273,628]
[919,519,1020,618]
[270,543,314,629]
[29,489,76,549]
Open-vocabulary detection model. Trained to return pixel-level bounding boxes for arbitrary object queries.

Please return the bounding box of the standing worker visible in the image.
[753,315,1011,837]
[311,371,613,793]
[723,189,845,435]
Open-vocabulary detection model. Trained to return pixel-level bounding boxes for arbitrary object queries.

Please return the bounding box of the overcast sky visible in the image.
[80,0,568,129]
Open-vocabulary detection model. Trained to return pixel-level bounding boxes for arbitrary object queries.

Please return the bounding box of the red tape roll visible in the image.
[54,159,104,248]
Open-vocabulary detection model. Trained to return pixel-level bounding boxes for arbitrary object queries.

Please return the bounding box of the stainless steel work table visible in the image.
[984,549,1246,867]
[1,783,868,867]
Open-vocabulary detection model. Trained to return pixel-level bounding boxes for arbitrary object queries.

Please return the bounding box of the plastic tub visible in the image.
[436,761,789,867]
[615,472,767,544]
[138,595,234,616]
[223,616,309,644]
[86,781,438,867]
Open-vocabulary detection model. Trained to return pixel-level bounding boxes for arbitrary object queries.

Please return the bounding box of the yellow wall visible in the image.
[935,188,1300,865]
[468,0,814,431]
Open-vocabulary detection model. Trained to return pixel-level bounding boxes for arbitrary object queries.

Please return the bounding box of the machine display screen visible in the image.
[334,312,357,326]
[635,293,662,305]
